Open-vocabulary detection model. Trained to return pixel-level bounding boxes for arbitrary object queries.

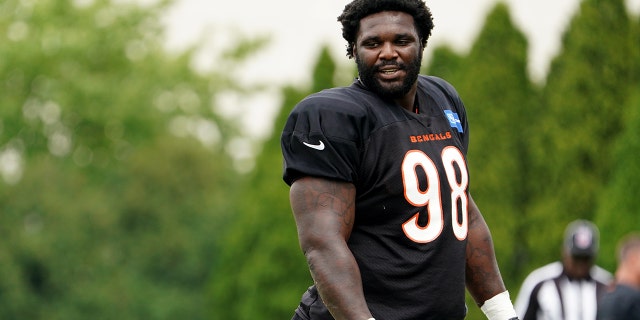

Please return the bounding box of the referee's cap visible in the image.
[564,219,599,258]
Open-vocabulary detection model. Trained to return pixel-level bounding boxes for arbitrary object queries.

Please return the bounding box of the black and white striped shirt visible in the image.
[515,262,613,320]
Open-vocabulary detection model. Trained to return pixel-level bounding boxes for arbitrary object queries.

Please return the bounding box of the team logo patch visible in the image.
[444,110,463,133]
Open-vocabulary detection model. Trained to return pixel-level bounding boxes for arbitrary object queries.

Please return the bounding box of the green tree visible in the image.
[425,45,465,83]
[594,93,640,271]
[0,137,234,319]
[594,10,640,272]
[0,0,260,318]
[526,0,638,267]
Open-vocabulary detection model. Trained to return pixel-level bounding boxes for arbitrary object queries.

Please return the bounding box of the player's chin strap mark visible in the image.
[480,291,519,320]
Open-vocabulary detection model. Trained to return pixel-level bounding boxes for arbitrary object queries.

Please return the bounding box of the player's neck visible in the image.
[616,267,640,288]
[395,86,418,112]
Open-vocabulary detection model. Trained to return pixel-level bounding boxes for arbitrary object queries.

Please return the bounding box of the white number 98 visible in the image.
[401,147,468,243]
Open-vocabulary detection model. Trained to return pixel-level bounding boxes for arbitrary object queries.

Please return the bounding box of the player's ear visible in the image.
[351,43,357,58]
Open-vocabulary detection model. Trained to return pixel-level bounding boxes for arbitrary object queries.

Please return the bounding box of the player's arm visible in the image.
[290,176,373,320]
[465,194,519,320]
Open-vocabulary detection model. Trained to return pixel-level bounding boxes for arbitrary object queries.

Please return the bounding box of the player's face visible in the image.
[354,11,423,100]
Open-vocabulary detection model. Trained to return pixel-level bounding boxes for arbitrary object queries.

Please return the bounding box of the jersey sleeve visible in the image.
[280,91,364,186]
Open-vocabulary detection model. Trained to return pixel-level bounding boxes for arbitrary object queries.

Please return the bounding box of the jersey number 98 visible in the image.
[401,147,468,243]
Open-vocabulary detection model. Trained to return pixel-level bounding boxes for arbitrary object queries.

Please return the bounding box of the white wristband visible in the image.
[480,291,517,320]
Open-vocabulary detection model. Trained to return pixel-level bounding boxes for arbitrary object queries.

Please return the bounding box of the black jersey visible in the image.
[281,75,471,320]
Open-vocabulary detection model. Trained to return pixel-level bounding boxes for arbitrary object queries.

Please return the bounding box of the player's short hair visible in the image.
[337,0,434,59]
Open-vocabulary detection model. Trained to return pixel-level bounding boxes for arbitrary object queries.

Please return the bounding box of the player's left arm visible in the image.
[465,194,519,320]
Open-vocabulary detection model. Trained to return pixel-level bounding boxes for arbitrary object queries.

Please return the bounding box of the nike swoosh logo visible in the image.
[303,141,325,150]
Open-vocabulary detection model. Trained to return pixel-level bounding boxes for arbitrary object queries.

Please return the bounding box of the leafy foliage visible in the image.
[0,0,254,318]
[594,9,640,272]
[594,92,640,271]
[525,0,638,267]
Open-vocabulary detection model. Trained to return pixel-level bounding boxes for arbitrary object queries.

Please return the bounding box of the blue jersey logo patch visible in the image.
[444,110,463,133]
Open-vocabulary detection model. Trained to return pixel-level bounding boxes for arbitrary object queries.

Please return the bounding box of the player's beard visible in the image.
[356,51,422,100]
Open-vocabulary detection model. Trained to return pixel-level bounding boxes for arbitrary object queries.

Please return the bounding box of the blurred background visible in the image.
[0,0,638,319]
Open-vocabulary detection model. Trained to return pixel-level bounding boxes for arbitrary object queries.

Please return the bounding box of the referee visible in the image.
[514,220,613,320]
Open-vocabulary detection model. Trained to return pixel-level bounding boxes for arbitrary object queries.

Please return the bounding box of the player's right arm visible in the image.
[290,176,373,320]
